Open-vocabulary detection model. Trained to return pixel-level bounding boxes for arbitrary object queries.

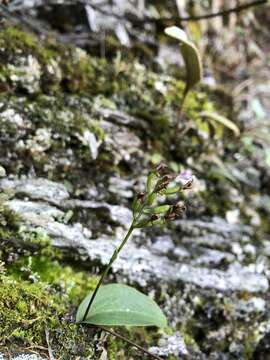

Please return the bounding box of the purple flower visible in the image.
[175,170,193,189]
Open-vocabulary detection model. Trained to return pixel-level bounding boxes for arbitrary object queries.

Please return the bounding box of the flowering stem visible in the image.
[82,221,136,322]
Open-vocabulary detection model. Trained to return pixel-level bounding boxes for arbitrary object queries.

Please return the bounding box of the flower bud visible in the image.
[150,214,160,221]
[164,211,177,221]
[175,170,193,190]
[164,201,186,221]
[173,201,186,215]
[137,192,145,200]
[154,174,173,193]
[182,178,193,190]
[156,163,168,175]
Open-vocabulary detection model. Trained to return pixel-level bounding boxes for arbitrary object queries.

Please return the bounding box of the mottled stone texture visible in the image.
[0,25,269,360]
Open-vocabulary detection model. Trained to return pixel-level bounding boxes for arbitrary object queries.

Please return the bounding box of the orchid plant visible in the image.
[76,164,193,330]
[75,25,198,358]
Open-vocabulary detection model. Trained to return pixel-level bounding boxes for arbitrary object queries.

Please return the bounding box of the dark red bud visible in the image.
[173,201,186,215]
[137,192,145,200]
[150,214,160,221]
[174,201,186,210]
[154,175,173,193]
[156,163,168,174]
[165,212,177,221]
[163,174,173,182]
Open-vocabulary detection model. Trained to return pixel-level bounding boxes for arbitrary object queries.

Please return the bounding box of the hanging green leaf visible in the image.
[76,284,167,328]
[200,111,240,137]
[164,26,202,98]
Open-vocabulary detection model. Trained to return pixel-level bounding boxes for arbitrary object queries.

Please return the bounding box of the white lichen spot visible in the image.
[73,47,88,62]
[154,80,167,95]
[8,55,41,93]
[46,58,62,81]
[26,128,52,153]
[76,130,101,160]
[0,165,6,178]
[0,108,24,127]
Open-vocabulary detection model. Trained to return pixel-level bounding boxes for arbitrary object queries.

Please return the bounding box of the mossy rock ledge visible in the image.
[0,26,270,359]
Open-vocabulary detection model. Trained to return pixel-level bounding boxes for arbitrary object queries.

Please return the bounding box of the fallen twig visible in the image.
[77,0,268,24]
[98,326,164,360]
[45,327,55,360]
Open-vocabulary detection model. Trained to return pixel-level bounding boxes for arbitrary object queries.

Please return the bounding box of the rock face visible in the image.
[2,177,268,295]
[0,24,269,360]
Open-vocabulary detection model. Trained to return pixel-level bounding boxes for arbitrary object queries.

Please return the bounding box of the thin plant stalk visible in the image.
[98,325,163,360]
[82,220,136,322]
[179,91,187,119]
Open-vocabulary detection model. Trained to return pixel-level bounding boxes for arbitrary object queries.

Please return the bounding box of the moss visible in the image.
[0,273,100,358]
[0,197,104,357]
[0,26,59,65]
[0,25,211,131]
[8,254,98,304]
[0,253,100,358]
[0,27,41,55]
[0,25,221,141]
[0,202,56,262]
[0,274,63,344]
[1,249,167,359]
[0,26,218,153]
[0,202,20,230]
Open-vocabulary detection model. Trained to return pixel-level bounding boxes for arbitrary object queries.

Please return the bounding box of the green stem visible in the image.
[82,221,135,322]
[179,88,188,119]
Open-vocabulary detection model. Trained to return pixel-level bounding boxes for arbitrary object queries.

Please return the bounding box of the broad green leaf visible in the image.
[76,284,167,328]
[200,111,240,137]
[164,26,202,97]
